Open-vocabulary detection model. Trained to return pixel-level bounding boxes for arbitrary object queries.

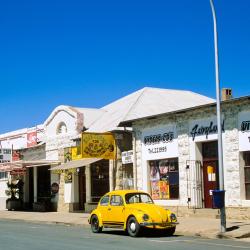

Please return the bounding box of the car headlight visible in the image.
[170,213,177,221]
[142,214,149,221]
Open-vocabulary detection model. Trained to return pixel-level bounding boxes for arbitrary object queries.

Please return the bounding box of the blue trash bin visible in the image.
[212,190,225,209]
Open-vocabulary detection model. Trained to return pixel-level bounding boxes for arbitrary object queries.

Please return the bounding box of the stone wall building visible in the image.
[120,95,250,219]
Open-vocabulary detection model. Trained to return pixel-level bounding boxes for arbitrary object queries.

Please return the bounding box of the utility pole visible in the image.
[209,0,226,233]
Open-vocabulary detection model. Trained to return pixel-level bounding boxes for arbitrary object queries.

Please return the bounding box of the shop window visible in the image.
[122,164,134,190]
[243,152,250,200]
[0,172,8,180]
[149,158,179,200]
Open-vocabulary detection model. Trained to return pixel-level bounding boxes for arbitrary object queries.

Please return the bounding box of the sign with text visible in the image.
[0,148,12,163]
[122,150,133,164]
[81,132,116,160]
[239,111,250,151]
[189,117,225,142]
[72,146,82,160]
[141,124,178,160]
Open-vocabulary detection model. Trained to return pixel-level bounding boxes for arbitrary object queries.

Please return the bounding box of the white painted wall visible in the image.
[44,109,79,206]
[133,102,250,210]
[45,110,77,139]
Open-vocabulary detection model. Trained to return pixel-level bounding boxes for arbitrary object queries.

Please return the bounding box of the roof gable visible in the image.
[87,87,215,132]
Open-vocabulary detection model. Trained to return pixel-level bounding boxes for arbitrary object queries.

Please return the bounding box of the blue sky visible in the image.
[0,0,249,134]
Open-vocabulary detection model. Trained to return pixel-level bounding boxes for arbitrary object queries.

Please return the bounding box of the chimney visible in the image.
[221,88,232,101]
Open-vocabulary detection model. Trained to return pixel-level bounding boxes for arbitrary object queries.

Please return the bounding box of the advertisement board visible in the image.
[27,131,37,148]
[141,124,178,160]
[81,132,116,160]
[0,148,12,163]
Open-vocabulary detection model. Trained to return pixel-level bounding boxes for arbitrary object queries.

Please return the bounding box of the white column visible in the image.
[33,166,38,203]
[109,160,114,191]
[85,165,91,203]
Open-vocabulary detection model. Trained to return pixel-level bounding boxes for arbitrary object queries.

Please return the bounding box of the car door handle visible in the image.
[108,208,111,211]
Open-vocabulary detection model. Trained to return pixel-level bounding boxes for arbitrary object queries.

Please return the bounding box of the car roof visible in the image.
[106,190,149,196]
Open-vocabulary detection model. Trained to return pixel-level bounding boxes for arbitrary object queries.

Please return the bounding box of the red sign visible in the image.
[10,168,26,176]
[27,131,37,148]
[12,150,21,161]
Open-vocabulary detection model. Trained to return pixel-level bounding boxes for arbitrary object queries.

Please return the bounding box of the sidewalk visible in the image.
[0,210,250,241]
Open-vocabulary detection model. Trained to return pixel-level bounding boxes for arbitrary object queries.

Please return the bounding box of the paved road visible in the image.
[1,220,250,250]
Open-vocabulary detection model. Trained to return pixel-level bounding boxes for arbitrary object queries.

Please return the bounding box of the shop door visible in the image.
[91,160,109,202]
[202,141,219,208]
[79,167,86,210]
[28,168,34,209]
[37,166,51,202]
[203,160,218,208]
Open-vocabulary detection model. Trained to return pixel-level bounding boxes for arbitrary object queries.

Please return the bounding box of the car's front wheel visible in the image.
[127,216,141,237]
[90,215,102,233]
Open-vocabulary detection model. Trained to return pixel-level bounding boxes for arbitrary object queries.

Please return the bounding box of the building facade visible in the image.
[127,97,250,219]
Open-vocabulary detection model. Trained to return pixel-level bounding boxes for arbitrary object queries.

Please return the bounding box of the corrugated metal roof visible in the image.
[87,87,215,132]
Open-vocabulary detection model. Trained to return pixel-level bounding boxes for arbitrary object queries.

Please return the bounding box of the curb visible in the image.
[0,217,90,228]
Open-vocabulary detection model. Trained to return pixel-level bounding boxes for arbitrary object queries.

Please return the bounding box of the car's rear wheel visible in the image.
[91,215,102,233]
[164,226,176,236]
[127,216,141,237]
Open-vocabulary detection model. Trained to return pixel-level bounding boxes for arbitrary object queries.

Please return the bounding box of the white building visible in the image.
[120,93,250,219]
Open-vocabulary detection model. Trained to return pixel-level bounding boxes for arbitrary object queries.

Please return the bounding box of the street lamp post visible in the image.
[209,0,226,233]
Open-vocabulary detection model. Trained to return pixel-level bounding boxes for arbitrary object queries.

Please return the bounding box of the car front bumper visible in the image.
[140,221,179,228]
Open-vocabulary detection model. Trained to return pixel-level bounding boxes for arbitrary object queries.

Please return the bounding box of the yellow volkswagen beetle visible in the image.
[88,190,178,237]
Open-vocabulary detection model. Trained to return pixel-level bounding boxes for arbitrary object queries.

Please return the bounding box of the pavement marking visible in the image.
[196,240,250,249]
[149,239,194,243]
[149,239,250,249]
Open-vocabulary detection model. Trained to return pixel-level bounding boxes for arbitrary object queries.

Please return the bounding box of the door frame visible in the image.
[202,158,219,208]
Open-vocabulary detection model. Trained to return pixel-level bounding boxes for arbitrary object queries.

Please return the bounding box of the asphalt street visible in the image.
[0,220,250,250]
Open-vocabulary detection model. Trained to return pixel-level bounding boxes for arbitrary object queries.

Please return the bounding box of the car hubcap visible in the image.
[93,219,98,229]
[130,222,136,232]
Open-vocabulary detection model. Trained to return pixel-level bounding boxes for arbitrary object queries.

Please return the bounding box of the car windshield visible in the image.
[125,193,154,204]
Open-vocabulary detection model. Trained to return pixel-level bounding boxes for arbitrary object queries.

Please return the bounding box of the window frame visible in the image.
[110,195,124,206]
[149,157,179,200]
[0,172,8,180]
[99,195,110,206]
[243,151,250,200]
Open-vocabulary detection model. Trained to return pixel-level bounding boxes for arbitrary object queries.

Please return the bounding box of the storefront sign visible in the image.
[72,146,82,160]
[141,125,178,160]
[64,170,73,183]
[81,132,116,160]
[12,150,22,161]
[190,120,225,141]
[122,150,133,164]
[241,120,250,132]
[64,147,72,163]
[27,131,37,148]
[239,112,250,151]
[0,148,12,163]
[10,168,26,176]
